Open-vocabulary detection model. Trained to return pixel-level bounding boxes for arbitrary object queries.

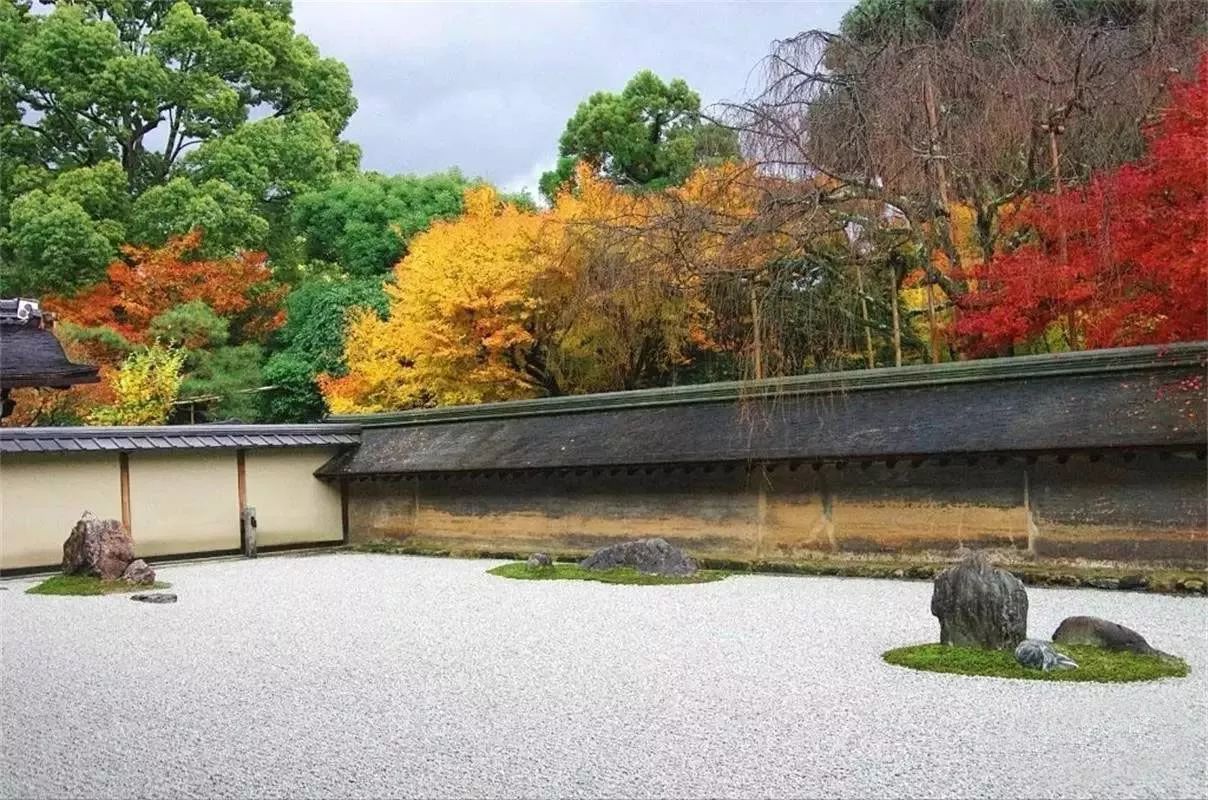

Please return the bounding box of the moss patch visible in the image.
[883,643,1188,683]
[488,562,727,585]
[26,575,171,596]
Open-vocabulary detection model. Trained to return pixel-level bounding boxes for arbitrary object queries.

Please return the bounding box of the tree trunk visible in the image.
[854,259,875,369]
[889,265,902,367]
[749,279,764,380]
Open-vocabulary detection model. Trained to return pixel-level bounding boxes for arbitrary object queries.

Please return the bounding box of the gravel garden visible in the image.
[2,552,1205,799]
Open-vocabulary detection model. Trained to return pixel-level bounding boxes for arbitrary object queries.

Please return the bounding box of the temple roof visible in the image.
[0,423,361,454]
[317,342,1208,478]
[0,310,100,390]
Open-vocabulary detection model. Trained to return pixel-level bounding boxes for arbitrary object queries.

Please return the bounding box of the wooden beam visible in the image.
[340,478,350,544]
[236,449,247,552]
[119,453,131,534]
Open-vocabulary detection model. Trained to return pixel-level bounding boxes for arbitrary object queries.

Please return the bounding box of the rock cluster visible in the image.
[61,513,155,584]
[930,550,1028,650]
[580,538,697,576]
[926,550,1178,672]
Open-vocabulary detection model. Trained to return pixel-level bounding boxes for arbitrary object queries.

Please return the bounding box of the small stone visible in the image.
[121,559,156,585]
[62,512,135,581]
[1118,574,1150,590]
[930,550,1028,650]
[1052,616,1158,655]
[891,569,905,579]
[580,538,697,576]
[131,593,177,604]
[526,552,552,568]
[1014,639,1078,672]
[1084,577,1120,590]
[1178,578,1205,594]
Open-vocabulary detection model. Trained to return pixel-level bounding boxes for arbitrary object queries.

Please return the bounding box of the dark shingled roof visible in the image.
[317,342,1208,478]
[0,323,100,390]
[0,424,360,454]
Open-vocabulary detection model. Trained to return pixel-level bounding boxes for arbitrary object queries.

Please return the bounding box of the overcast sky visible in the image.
[292,1,855,195]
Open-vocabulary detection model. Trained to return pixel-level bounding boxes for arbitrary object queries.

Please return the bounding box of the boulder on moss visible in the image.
[1052,616,1158,655]
[62,513,135,581]
[581,538,697,576]
[930,550,1028,650]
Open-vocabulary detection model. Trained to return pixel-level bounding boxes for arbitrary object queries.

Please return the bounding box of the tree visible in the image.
[87,344,186,426]
[292,171,473,277]
[725,0,1203,360]
[49,229,285,344]
[322,175,715,414]
[0,0,357,292]
[1,0,355,191]
[538,70,738,201]
[261,277,388,422]
[955,55,1208,353]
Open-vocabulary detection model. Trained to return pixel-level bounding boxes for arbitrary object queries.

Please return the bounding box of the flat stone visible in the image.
[1118,574,1150,590]
[580,537,697,576]
[930,551,1028,650]
[1015,639,1078,672]
[1052,616,1157,655]
[130,593,177,604]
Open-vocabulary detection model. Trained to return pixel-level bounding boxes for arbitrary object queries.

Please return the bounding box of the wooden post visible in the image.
[236,449,247,551]
[340,478,350,544]
[236,449,247,510]
[119,453,131,534]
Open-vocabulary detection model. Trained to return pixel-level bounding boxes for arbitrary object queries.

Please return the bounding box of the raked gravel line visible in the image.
[2,553,1205,799]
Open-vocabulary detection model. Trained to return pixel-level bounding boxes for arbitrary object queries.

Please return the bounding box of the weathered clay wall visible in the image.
[346,452,1208,565]
[0,447,345,570]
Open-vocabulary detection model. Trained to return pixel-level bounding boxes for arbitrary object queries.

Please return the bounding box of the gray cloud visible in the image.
[292,1,854,193]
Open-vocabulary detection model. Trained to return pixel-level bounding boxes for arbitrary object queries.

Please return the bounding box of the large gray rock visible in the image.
[930,551,1028,650]
[121,559,156,585]
[580,538,697,576]
[1015,639,1078,672]
[62,513,134,581]
[1052,616,1157,655]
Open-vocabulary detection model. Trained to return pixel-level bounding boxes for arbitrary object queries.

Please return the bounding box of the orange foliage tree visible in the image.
[322,171,741,414]
[48,230,285,347]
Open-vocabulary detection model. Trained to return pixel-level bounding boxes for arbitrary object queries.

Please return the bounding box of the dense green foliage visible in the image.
[261,278,388,422]
[27,575,171,596]
[292,171,472,277]
[883,643,1189,682]
[538,70,738,201]
[487,562,728,585]
[0,0,357,294]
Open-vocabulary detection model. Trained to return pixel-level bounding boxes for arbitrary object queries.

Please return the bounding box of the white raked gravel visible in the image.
[2,553,1205,799]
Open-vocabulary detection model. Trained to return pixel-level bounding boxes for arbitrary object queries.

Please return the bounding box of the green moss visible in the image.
[26,575,171,596]
[488,562,727,585]
[883,643,1189,683]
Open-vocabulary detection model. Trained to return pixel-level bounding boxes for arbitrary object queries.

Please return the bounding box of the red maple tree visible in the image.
[956,53,1208,355]
[49,229,286,347]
